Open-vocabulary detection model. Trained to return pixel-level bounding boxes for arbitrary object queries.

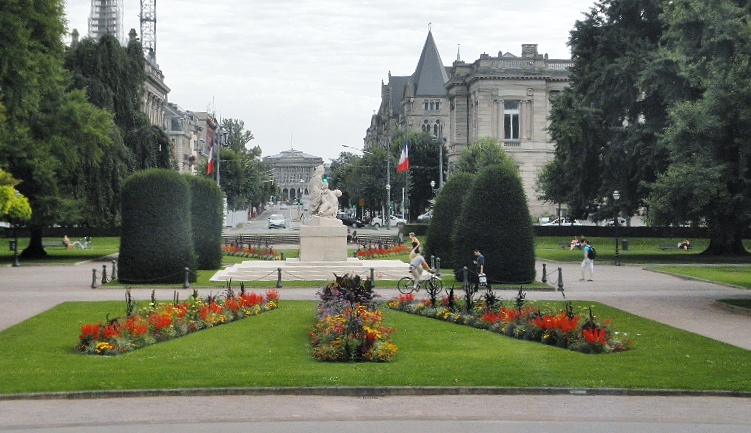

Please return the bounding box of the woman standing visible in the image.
[408,232,420,260]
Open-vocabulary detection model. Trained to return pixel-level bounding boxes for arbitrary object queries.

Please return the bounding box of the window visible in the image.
[504,100,520,140]
[424,100,429,111]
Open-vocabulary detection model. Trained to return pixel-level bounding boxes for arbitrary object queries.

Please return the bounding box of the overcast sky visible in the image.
[63,0,595,162]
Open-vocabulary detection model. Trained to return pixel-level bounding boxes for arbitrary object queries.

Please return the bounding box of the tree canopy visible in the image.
[540,0,751,254]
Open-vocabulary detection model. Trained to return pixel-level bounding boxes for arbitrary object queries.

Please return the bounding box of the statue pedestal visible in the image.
[299,216,347,262]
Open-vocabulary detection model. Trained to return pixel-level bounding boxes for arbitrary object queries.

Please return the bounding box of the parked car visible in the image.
[369,214,407,228]
[605,217,628,226]
[267,214,286,229]
[336,212,365,228]
[417,209,433,223]
[542,217,583,226]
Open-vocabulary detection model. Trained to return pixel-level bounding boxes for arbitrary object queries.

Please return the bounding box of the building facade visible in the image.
[446,45,572,215]
[366,32,571,216]
[263,150,324,202]
[163,103,204,174]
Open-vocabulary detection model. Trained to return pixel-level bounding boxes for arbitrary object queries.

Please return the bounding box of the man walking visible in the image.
[580,238,594,281]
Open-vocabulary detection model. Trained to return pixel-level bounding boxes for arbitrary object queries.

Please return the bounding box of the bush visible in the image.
[451,163,535,284]
[185,175,223,270]
[424,172,475,268]
[119,169,196,284]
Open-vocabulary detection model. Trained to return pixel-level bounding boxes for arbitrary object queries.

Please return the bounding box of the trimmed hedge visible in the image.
[451,163,535,284]
[119,169,196,284]
[424,172,475,268]
[185,175,223,270]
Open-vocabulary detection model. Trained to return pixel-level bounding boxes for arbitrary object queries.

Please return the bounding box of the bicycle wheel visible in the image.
[428,278,443,295]
[397,277,415,294]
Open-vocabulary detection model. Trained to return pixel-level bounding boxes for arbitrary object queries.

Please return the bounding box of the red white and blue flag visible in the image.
[206,138,215,175]
[396,140,410,173]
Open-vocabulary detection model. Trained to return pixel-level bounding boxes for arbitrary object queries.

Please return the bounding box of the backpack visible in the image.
[587,245,597,260]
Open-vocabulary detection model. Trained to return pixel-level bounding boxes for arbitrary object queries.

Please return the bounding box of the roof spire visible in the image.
[457,44,461,62]
[428,22,431,32]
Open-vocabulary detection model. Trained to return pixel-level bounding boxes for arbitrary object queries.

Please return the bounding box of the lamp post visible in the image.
[342,144,391,229]
[216,127,227,187]
[11,224,19,267]
[613,190,621,266]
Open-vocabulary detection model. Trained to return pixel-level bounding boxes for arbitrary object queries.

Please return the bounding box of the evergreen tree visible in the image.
[424,172,474,268]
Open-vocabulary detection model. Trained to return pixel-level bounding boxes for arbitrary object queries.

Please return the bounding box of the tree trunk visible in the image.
[702,233,750,256]
[19,225,49,259]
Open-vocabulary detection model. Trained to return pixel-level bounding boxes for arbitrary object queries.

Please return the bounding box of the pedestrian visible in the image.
[473,248,488,289]
[408,232,420,259]
[409,253,432,289]
[63,235,71,249]
[580,238,594,281]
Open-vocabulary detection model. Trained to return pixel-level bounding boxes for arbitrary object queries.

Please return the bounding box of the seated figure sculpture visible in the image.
[317,186,342,218]
[307,164,325,215]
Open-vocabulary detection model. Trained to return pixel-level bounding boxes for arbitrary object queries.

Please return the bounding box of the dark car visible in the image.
[336,212,365,228]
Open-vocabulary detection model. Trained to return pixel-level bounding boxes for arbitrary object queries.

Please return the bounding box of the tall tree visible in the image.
[221,118,255,153]
[542,0,667,222]
[646,0,751,255]
[0,0,120,257]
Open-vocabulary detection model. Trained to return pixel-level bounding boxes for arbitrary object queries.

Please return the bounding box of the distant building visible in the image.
[263,150,324,202]
[88,0,124,43]
[446,45,572,215]
[366,32,572,216]
[163,103,203,174]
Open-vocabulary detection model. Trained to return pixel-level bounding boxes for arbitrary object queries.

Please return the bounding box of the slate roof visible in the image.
[411,31,449,97]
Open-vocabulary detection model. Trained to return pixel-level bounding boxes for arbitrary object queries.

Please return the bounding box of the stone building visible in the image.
[263,150,324,202]
[364,31,450,150]
[366,31,572,216]
[445,45,572,215]
[163,103,203,174]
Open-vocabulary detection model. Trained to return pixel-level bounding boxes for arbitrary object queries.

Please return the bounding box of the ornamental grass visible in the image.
[77,287,279,355]
[309,274,398,362]
[388,290,632,354]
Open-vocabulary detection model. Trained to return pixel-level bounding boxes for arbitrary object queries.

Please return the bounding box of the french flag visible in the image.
[396,140,410,173]
[206,138,215,175]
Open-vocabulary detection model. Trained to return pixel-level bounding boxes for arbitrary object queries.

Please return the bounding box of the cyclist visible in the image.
[409,253,432,289]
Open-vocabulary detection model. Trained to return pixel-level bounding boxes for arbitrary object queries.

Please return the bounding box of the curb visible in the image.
[3,386,751,401]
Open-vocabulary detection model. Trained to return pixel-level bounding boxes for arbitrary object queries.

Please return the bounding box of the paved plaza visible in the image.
[0,258,750,431]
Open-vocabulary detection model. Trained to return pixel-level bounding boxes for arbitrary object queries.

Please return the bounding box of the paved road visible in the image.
[1,259,750,431]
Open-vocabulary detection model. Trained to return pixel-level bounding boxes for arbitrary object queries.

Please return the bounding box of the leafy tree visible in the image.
[453,137,513,174]
[390,131,446,220]
[452,163,535,284]
[1,1,123,257]
[542,0,668,222]
[0,169,31,223]
[645,0,751,255]
[221,118,255,153]
[424,172,475,268]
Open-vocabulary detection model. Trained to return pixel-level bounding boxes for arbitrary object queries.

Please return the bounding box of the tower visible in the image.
[140,0,157,61]
[88,0,124,42]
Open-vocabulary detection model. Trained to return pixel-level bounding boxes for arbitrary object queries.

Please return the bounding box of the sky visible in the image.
[63,0,596,162]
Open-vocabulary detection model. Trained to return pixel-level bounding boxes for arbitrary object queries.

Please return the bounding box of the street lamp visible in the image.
[216,127,228,187]
[342,144,391,229]
[613,190,621,266]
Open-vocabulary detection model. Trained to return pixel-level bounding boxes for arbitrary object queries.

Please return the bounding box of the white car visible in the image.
[370,214,407,228]
[267,214,286,229]
[542,218,583,226]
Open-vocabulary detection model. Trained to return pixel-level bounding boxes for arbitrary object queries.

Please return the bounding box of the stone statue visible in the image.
[308,165,325,215]
[308,164,342,218]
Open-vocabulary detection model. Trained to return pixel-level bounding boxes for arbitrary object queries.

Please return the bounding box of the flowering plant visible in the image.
[222,244,280,260]
[356,244,409,259]
[389,295,632,354]
[309,274,397,362]
[77,288,279,355]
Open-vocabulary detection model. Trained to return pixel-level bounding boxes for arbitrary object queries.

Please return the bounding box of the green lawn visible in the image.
[648,266,751,289]
[0,299,750,395]
[0,237,120,265]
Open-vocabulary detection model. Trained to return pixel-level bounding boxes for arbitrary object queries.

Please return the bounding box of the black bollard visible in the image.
[111,260,117,281]
[435,257,441,276]
[370,267,375,287]
[183,267,190,289]
[430,255,435,269]
[541,263,547,283]
[462,266,469,290]
[101,264,107,285]
[276,267,283,288]
[281,252,285,261]
[91,268,98,289]
[557,267,564,292]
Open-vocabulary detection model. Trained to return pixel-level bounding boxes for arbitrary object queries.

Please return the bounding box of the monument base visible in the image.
[299,216,347,262]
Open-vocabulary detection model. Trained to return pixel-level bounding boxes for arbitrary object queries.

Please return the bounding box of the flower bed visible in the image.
[77,288,279,355]
[388,292,632,354]
[309,274,398,362]
[356,244,408,259]
[222,244,280,260]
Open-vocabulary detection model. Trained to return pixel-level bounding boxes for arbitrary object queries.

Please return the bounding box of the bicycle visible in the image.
[397,269,443,295]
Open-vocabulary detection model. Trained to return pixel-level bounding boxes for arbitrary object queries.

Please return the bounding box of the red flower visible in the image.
[79,322,102,341]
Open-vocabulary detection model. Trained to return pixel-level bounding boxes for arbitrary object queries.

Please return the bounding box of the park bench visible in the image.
[357,234,401,250]
[558,241,571,249]
[223,234,300,249]
[42,241,65,248]
[659,243,693,251]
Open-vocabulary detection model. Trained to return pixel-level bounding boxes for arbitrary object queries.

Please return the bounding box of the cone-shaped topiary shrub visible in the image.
[119,169,196,284]
[185,175,223,270]
[451,162,535,284]
[424,172,475,269]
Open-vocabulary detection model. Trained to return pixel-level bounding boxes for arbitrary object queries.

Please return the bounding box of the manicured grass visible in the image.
[0,299,750,395]
[0,237,120,265]
[649,266,751,289]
